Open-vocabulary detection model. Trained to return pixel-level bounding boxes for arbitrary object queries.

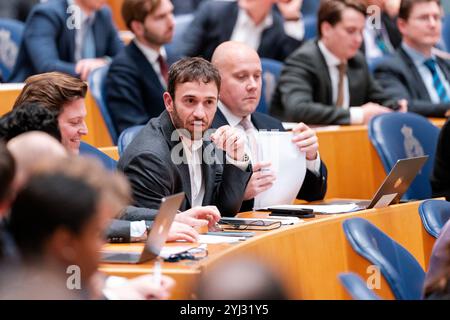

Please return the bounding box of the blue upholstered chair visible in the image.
[343,218,425,300]
[368,112,440,200]
[338,272,381,300]
[303,15,317,41]
[0,18,25,82]
[88,65,119,144]
[79,141,117,171]
[257,58,283,114]
[118,125,144,156]
[418,199,450,238]
[442,14,450,52]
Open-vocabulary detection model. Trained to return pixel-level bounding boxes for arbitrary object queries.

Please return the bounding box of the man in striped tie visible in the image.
[374,0,450,117]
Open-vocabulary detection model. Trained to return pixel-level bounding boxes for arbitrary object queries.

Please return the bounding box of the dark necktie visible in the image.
[158,55,169,84]
[424,58,450,103]
[336,63,347,108]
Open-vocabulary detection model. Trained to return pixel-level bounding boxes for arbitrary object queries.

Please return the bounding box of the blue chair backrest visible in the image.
[79,142,117,171]
[418,199,450,238]
[257,58,283,114]
[368,112,440,200]
[88,65,119,144]
[118,125,144,156]
[303,15,317,41]
[0,18,25,81]
[343,217,425,300]
[301,0,320,17]
[338,272,381,300]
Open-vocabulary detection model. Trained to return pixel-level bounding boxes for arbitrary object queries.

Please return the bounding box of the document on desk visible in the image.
[268,203,360,214]
[254,131,306,209]
[159,245,197,259]
[198,234,246,244]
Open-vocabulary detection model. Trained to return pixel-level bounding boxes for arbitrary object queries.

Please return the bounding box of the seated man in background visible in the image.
[8,0,123,82]
[106,0,175,135]
[3,156,174,299]
[270,0,406,125]
[118,57,252,217]
[374,0,450,117]
[211,41,327,211]
[178,0,305,62]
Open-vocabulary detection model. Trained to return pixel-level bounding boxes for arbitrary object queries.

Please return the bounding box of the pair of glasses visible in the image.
[164,246,208,262]
[219,219,282,230]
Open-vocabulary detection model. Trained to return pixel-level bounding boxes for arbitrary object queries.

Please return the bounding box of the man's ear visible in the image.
[163,92,174,112]
[130,20,143,37]
[397,18,407,35]
[321,22,332,40]
[47,228,77,264]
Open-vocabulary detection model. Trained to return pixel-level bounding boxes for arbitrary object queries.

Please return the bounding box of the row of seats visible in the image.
[340,199,450,300]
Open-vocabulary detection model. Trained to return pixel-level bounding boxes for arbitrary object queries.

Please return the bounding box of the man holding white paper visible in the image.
[211,41,328,211]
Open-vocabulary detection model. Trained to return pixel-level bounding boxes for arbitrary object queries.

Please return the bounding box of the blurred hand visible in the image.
[75,58,108,80]
[277,0,303,20]
[361,102,392,124]
[167,221,199,242]
[105,274,175,300]
[211,125,246,162]
[175,206,221,230]
[243,161,276,200]
[291,122,319,160]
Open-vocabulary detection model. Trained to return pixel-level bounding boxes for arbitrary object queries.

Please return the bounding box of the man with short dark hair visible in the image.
[178,0,305,62]
[118,57,252,216]
[270,0,406,125]
[374,0,450,117]
[106,0,175,135]
[8,0,123,82]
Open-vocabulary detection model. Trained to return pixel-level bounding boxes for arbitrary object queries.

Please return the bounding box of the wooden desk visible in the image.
[0,84,113,147]
[316,120,445,199]
[99,201,435,300]
[107,0,126,31]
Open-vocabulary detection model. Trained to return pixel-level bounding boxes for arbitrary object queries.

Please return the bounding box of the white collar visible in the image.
[134,39,167,64]
[318,40,344,67]
[178,130,203,153]
[236,7,273,31]
[218,101,252,128]
[68,0,96,21]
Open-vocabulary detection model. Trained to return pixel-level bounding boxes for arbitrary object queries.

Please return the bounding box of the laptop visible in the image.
[353,155,428,210]
[101,192,184,264]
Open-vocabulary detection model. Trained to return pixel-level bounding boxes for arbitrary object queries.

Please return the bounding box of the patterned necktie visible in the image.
[239,117,258,162]
[374,29,390,55]
[336,63,347,108]
[82,17,96,59]
[158,55,169,84]
[424,59,450,103]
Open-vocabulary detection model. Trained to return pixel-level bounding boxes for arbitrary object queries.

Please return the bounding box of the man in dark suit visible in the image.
[374,0,450,117]
[8,0,123,82]
[106,0,175,135]
[118,57,252,217]
[178,0,304,62]
[211,41,327,211]
[431,119,450,200]
[270,0,405,125]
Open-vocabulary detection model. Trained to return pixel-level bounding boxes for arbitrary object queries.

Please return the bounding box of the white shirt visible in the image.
[230,8,304,51]
[134,40,168,88]
[318,41,364,125]
[218,102,321,175]
[179,132,205,208]
[68,0,96,62]
[363,19,394,60]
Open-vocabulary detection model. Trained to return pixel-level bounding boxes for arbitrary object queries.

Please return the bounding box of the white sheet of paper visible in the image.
[159,245,197,259]
[198,235,246,244]
[268,203,359,214]
[254,131,306,209]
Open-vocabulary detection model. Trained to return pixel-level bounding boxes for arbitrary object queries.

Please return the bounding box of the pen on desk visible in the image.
[153,260,161,286]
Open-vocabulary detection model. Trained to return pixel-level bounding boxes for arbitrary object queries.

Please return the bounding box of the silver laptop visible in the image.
[353,156,428,210]
[101,192,184,264]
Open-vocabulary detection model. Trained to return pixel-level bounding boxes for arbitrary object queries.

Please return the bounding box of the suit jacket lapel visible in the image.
[201,141,217,206]
[159,111,192,207]
[129,42,165,92]
[314,42,333,105]
[400,48,432,100]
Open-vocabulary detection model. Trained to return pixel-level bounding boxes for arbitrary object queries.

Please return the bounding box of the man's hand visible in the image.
[105,275,175,300]
[397,99,408,113]
[243,161,276,200]
[277,0,303,21]
[167,221,199,242]
[75,58,108,80]
[360,102,392,124]
[291,122,319,160]
[175,206,221,230]
[211,125,246,162]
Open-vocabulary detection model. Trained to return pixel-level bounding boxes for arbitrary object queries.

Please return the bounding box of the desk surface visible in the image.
[99,201,435,300]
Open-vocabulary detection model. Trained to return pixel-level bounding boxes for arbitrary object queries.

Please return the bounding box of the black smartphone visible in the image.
[269,208,315,218]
